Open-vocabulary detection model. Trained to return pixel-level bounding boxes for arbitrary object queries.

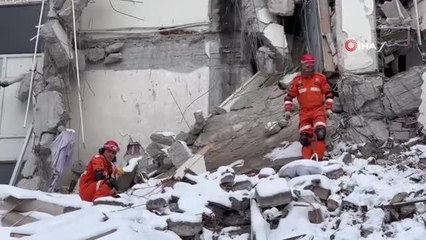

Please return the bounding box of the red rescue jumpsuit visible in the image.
[284,73,333,160]
[79,154,119,202]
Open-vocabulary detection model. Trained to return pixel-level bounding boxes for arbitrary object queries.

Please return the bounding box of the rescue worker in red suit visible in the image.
[79,140,124,202]
[284,54,334,161]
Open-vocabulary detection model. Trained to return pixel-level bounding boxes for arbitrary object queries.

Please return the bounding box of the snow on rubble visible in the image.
[2,142,426,239]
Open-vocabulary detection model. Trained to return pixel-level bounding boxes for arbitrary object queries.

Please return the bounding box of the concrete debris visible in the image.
[45,76,65,92]
[266,0,294,16]
[16,176,41,191]
[17,73,32,102]
[308,208,323,224]
[222,210,250,226]
[391,192,408,204]
[233,180,253,191]
[168,141,193,168]
[255,178,292,208]
[344,116,389,144]
[325,167,345,180]
[51,0,67,10]
[40,20,74,69]
[21,154,38,178]
[341,152,353,165]
[278,160,322,178]
[383,66,425,118]
[105,42,124,54]
[58,0,90,27]
[33,91,69,135]
[146,142,168,160]
[150,132,176,146]
[327,198,340,212]
[104,53,123,65]
[337,73,384,117]
[2,211,38,227]
[146,198,168,212]
[278,119,289,128]
[265,121,281,136]
[256,46,284,74]
[176,131,189,142]
[194,110,205,125]
[86,48,106,63]
[167,218,203,237]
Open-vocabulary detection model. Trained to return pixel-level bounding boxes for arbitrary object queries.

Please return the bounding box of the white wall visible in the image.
[410,1,426,31]
[79,0,210,31]
[0,54,42,162]
[336,0,378,73]
[68,67,210,165]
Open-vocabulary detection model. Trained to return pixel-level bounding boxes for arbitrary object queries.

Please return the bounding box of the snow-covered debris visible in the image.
[255,178,292,208]
[278,159,322,178]
[258,167,276,178]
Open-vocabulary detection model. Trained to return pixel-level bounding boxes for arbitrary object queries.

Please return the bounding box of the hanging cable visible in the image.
[71,0,86,146]
[23,0,45,127]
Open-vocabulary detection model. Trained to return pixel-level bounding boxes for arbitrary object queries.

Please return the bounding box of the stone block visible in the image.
[265,121,281,137]
[105,42,124,54]
[146,142,168,160]
[104,53,123,65]
[86,48,105,63]
[255,178,292,208]
[193,110,205,125]
[308,208,323,224]
[150,132,176,146]
[233,180,253,191]
[327,198,339,211]
[146,198,168,212]
[168,141,193,168]
[167,217,202,237]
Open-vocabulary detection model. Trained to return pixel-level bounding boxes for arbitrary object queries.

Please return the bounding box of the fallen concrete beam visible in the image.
[3,196,79,216]
[1,211,38,227]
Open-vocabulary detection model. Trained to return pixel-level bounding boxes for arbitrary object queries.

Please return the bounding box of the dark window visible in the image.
[0,3,48,54]
[0,162,16,184]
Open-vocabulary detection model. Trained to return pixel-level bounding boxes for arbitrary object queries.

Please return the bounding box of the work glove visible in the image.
[326,109,334,118]
[284,111,292,120]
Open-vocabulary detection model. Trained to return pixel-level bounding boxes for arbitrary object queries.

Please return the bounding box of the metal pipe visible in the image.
[23,0,45,127]
[71,0,86,145]
[9,124,33,186]
[414,0,423,45]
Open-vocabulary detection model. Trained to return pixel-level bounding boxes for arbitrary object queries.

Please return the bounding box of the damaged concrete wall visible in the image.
[68,67,210,167]
[79,0,210,31]
[335,0,378,73]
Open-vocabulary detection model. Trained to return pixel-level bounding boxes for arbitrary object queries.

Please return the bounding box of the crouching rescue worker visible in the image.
[79,140,124,202]
[283,54,334,161]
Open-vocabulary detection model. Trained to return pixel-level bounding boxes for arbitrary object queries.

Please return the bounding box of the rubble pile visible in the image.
[3,141,426,239]
[331,66,426,150]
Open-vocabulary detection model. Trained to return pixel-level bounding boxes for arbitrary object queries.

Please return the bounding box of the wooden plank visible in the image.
[318,0,336,73]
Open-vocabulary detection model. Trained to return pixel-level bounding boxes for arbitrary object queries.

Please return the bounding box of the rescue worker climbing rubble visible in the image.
[78,140,125,202]
[283,54,334,161]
